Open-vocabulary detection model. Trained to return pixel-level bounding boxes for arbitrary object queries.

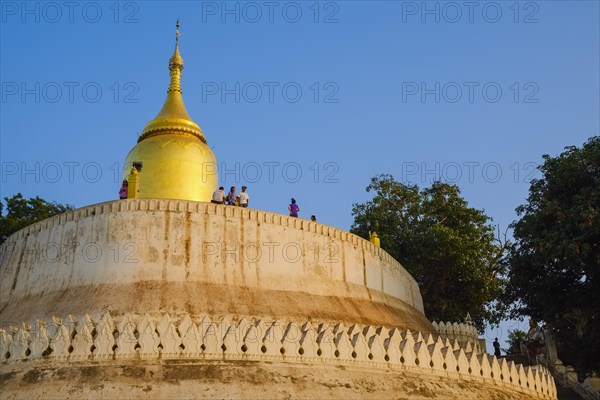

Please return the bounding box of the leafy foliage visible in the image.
[0,193,73,244]
[350,175,508,331]
[505,136,600,374]
[506,329,528,356]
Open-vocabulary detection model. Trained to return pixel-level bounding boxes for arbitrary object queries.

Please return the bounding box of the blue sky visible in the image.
[1,1,598,348]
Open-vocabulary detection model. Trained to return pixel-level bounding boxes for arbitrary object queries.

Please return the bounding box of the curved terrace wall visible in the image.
[0,312,556,400]
[0,199,429,331]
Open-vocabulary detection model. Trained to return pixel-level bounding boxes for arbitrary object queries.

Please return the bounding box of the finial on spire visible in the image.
[465,313,473,325]
[167,20,184,93]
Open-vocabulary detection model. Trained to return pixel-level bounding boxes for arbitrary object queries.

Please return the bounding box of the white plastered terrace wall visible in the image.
[0,199,424,321]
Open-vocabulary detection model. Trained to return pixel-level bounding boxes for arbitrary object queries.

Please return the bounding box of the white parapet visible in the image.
[0,312,556,400]
[433,320,482,353]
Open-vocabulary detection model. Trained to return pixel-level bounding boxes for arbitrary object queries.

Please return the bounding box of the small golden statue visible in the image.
[369,231,380,247]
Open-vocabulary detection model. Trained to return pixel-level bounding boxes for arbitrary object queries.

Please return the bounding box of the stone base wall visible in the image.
[0,360,554,400]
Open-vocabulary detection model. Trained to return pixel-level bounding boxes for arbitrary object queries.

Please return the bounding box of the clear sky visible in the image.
[1,1,598,350]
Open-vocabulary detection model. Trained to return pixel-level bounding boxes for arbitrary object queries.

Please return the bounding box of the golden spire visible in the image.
[122,20,218,203]
[138,20,205,143]
[168,20,184,93]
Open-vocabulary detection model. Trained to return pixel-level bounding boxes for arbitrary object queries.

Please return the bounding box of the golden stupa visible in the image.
[0,22,558,400]
[122,21,217,201]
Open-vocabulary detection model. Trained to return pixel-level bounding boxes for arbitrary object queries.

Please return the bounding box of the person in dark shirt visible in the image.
[227,186,237,205]
[119,180,128,199]
[493,338,501,358]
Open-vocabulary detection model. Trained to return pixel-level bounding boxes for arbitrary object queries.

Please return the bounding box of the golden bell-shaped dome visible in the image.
[123,22,218,202]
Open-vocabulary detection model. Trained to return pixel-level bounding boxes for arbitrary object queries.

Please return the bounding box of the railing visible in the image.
[523,341,600,400]
[520,342,543,366]
[549,362,599,400]
[552,363,600,400]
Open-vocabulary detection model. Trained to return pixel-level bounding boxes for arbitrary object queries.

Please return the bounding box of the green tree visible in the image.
[505,136,600,374]
[0,193,73,244]
[351,176,508,331]
[506,329,528,356]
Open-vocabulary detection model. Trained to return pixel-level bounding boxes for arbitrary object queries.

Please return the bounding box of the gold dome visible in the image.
[123,22,218,202]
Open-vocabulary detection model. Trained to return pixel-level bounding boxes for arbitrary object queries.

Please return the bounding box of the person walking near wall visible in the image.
[493,338,501,358]
[288,198,300,217]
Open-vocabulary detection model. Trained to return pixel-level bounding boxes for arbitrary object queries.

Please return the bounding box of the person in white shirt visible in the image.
[238,186,249,208]
[211,187,225,204]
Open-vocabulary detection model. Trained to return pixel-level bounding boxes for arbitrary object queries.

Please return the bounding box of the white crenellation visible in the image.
[362,324,375,340]
[508,360,518,384]
[432,320,482,353]
[299,323,317,359]
[489,355,501,381]
[203,320,221,356]
[464,341,474,354]
[197,315,213,342]
[352,331,369,362]
[517,363,528,388]
[179,314,202,357]
[70,316,93,360]
[222,324,240,357]
[50,321,71,359]
[157,314,182,358]
[454,349,469,375]
[115,314,138,358]
[444,343,458,372]
[465,350,478,374]
[401,333,417,367]
[428,340,444,370]
[9,326,29,361]
[137,314,159,357]
[49,316,62,340]
[368,331,386,362]
[242,323,261,356]
[414,340,430,369]
[280,321,299,358]
[479,353,493,380]
[499,357,510,383]
[268,321,286,357]
[451,338,461,351]
[29,320,49,358]
[423,332,436,346]
[526,366,535,391]
[0,312,557,400]
[384,328,402,364]
[333,330,351,361]
[64,315,78,341]
[413,330,425,345]
[94,312,116,359]
[0,329,13,362]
